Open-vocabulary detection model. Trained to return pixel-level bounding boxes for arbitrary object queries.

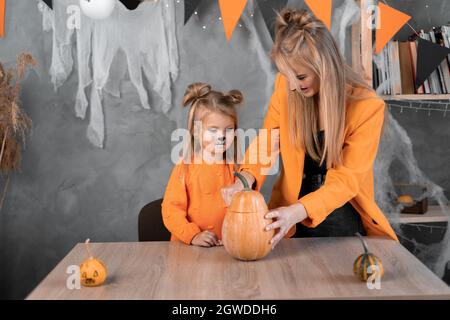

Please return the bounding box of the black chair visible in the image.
[138,198,171,241]
[443,261,450,286]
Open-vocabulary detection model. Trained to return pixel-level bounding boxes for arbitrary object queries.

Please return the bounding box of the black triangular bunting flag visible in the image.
[415,37,450,90]
[45,1,144,11]
[121,0,141,10]
[42,0,52,9]
[258,0,288,41]
[184,0,202,25]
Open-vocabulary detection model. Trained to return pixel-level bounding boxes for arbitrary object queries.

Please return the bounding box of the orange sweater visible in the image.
[239,73,398,241]
[161,162,235,244]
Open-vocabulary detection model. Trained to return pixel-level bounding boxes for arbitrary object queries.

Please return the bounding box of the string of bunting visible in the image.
[184,0,450,91]
[0,0,149,33]
[1,0,449,94]
[185,0,287,40]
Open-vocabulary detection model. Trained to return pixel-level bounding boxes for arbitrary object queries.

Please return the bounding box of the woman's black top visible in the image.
[293,130,366,238]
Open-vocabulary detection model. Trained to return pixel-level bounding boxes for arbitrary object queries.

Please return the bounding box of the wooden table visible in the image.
[27,237,450,300]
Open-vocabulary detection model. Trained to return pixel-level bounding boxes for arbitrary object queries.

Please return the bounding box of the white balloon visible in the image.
[79,0,116,20]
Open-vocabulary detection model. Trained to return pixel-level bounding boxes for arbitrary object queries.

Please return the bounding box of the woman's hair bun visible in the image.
[276,7,316,34]
[183,82,212,107]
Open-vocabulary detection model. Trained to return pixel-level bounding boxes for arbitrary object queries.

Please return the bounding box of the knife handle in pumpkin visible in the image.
[234,172,250,190]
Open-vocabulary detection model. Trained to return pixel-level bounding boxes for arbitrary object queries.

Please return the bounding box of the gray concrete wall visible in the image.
[0,0,449,299]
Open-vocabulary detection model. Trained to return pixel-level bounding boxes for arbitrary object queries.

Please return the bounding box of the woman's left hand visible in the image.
[265,203,308,249]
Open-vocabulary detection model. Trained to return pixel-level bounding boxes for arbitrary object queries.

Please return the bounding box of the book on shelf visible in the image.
[373,24,450,96]
[408,40,425,94]
[398,41,414,94]
[434,27,450,94]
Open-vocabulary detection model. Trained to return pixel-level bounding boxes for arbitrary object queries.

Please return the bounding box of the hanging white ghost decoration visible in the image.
[79,0,116,20]
[38,0,179,148]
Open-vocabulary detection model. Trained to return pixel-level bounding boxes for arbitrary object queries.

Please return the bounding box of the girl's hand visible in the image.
[265,203,308,249]
[221,171,256,206]
[190,231,221,247]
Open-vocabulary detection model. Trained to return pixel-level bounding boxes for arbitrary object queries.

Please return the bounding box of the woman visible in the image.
[221,7,398,249]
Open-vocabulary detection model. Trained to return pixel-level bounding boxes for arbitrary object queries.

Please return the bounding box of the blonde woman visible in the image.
[222,8,398,249]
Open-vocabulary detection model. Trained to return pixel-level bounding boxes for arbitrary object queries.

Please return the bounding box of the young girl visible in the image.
[161,82,243,247]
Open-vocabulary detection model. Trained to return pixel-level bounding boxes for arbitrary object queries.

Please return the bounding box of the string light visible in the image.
[185,1,249,33]
[184,0,274,33]
[386,99,450,117]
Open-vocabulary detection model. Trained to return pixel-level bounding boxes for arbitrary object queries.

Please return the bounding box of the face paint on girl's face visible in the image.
[201,112,235,161]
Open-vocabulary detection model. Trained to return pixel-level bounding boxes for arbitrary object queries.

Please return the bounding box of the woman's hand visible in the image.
[221,171,256,207]
[265,203,308,249]
[190,231,221,247]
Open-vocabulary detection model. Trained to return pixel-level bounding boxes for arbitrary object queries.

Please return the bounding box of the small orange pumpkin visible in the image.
[222,172,274,261]
[353,233,384,282]
[80,239,108,287]
[397,194,414,205]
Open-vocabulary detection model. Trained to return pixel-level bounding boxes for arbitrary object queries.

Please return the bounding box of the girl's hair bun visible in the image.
[183,82,212,107]
[228,90,244,105]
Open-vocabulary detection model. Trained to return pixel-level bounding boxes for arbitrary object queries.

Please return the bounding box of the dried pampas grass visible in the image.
[0,53,36,172]
[0,53,37,209]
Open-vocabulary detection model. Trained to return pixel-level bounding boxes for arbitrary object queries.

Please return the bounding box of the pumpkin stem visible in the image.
[355,232,369,254]
[234,172,250,190]
[85,238,93,259]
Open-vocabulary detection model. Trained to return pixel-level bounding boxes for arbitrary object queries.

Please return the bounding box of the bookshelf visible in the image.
[350,1,449,225]
[351,0,450,101]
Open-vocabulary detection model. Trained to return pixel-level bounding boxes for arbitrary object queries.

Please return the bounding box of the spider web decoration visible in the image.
[386,100,450,117]
[374,108,450,278]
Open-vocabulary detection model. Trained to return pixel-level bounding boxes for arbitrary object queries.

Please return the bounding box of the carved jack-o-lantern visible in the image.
[80,239,108,287]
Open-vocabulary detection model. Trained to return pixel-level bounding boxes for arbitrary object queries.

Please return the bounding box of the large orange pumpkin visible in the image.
[222,172,274,261]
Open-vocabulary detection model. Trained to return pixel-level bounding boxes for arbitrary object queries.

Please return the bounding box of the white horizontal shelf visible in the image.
[381,94,450,101]
[389,205,450,224]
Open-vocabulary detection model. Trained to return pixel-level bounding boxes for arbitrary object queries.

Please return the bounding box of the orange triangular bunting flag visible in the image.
[375,2,411,54]
[0,0,5,38]
[305,0,332,30]
[219,0,247,41]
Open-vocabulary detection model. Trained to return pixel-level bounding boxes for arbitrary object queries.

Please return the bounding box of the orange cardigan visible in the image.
[162,162,235,244]
[239,73,398,241]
